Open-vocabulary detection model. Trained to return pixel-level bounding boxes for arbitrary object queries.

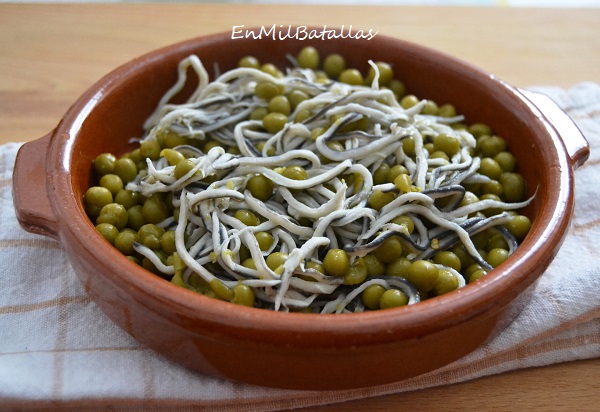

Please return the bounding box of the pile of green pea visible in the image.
[83,46,532,311]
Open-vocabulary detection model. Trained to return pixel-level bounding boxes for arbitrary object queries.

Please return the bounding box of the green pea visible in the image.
[323,53,346,78]
[85,186,113,209]
[478,157,503,180]
[469,269,487,283]
[481,180,503,197]
[163,130,189,148]
[459,191,480,208]
[365,62,394,86]
[261,63,283,78]
[203,140,221,153]
[394,173,413,193]
[433,133,461,157]
[140,139,161,160]
[237,245,250,263]
[400,95,419,109]
[127,205,146,231]
[231,283,255,307]
[486,233,509,252]
[452,244,476,269]
[475,135,491,154]
[306,261,325,275]
[96,203,128,230]
[287,89,309,110]
[238,56,260,69]
[348,172,365,195]
[388,79,406,99]
[465,263,483,277]
[421,100,439,115]
[114,189,142,210]
[93,153,116,176]
[373,236,403,263]
[160,148,186,166]
[99,174,124,196]
[494,151,517,173]
[433,269,460,295]
[160,230,177,255]
[227,146,242,156]
[249,107,269,121]
[338,68,364,86]
[241,258,257,270]
[262,112,288,134]
[386,164,409,184]
[364,254,385,277]
[385,256,411,277]
[127,148,143,164]
[402,137,416,156]
[139,230,162,250]
[379,289,408,309]
[85,204,102,219]
[256,141,275,157]
[114,229,139,255]
[373,163,391,185]
[468,123,493,138]
[268,95,291,116]
[391,215,415,234]
[479,135,507,157]
[96,223,119,244]
[246,174,274,201]
[210,278,235,301]
[282,165,307,180]
[255,231,274,251]
[487,248,509,268]
[434,251,462,272]
[405,260,439,293]
[361,284,386,310]
[438,104,457,118]
[296,46,320,70]
[471,231,491,250]
[322,248,350,277]
[114,158,138,183]
[499,172,526,202]
[174,159,197,180]
[255,81,282,100]
[171,252,185,275]
[266,252,288,271]
[234,209,260,226]
[368,190,396,210]
[505,215,531,240]
[294,109,312,123]
[142,195,169,224]
[344,257,368,285]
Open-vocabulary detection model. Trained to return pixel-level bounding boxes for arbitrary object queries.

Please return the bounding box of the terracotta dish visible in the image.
[13,30,589,390]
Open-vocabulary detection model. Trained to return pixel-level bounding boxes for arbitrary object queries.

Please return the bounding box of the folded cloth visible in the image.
[1,82,599,411]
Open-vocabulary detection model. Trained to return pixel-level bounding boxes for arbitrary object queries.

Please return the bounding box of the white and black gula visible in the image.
[124,53,533,313]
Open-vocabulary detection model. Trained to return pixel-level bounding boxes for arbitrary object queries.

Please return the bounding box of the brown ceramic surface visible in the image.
[12,30,589,390]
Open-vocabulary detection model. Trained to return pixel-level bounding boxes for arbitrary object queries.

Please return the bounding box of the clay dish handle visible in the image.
[13,133,60,239]
[519,89,590,170]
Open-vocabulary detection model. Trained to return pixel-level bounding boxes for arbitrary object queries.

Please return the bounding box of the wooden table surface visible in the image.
[1,4,599,411]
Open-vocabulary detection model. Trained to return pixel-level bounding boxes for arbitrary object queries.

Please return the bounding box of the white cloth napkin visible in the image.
[1,82,599,411]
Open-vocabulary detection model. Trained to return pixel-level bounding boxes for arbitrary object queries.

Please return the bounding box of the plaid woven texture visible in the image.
[1,83,599,411]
